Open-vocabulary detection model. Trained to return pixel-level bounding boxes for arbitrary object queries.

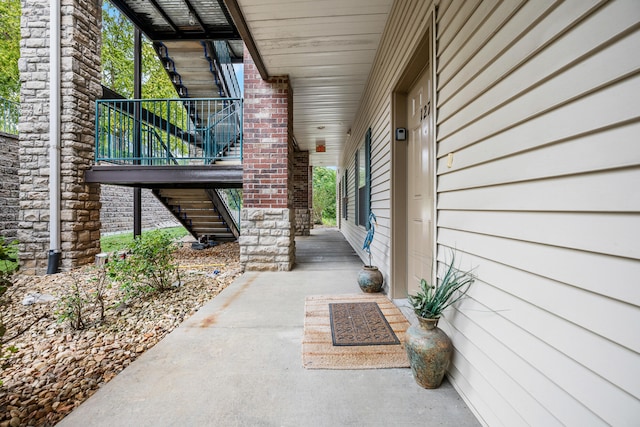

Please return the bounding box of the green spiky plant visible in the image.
[408,251,476,319]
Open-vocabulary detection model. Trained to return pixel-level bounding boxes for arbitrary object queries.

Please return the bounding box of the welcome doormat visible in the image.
[329,302,400,346]
[303,294,410,369]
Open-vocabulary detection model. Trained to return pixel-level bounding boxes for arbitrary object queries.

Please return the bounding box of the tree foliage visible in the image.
[102,0,176,98]
[102,3,134,97]
[0,0,20,101]
[312,167,337,225]
[0,0,176,101]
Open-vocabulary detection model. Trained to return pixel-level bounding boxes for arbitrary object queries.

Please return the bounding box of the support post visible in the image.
[293,151,311,236]
[133,27,142,237]
[240,45,295,271]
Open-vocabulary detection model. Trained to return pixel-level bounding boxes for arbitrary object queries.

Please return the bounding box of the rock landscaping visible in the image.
[0,242,241,427]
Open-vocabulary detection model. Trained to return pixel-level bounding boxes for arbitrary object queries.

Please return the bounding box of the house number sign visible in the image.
[420,101,430,121]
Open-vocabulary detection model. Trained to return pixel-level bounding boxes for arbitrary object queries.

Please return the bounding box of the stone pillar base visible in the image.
[295,208,311,236]
[240,208,295,271]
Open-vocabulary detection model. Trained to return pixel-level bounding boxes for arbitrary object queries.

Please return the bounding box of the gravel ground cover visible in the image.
[0,242,241,427]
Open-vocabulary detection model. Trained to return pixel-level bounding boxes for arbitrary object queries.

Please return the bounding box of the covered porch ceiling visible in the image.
[230,0,393,167]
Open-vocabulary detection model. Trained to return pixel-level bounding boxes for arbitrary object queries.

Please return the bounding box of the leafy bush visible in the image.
[0,236,18,275]
[56,268,107,330]
[101,226,188,253]
[107,230,180,302]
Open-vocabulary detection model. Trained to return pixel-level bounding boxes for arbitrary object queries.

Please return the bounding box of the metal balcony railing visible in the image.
[0,98,19,135]
[212,41,241,99]
[95,98,242,165]
[216,188,242,232]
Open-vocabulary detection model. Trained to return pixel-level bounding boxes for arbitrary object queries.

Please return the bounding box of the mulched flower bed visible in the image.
[0,242,241,427]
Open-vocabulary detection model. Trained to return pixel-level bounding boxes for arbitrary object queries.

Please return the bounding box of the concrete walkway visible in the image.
[59,228,479,427]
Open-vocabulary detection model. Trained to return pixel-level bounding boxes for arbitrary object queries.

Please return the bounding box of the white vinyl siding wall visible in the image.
[340,0,640,424]
[339,0,433,284]
[435,0,640,425]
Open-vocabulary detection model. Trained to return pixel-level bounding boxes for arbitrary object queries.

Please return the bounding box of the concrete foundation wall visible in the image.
[0,132,19,240]
[100,185,179,234]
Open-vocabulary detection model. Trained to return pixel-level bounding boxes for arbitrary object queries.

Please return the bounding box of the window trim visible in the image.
[342,170,348,220]
[356,128,372,228]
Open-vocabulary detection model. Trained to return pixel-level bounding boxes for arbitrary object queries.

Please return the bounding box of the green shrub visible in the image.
[100,226,188,253]
[107,230,180,302]
[56,268,107,330]
[0,236,18,276]
[312,167,336,225]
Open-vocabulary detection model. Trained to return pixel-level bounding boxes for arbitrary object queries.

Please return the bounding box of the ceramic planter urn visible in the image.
[357,266,384,293]
[405,316,453,389]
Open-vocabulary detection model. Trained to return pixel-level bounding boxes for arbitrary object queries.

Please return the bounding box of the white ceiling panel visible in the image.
[237,0,394,166]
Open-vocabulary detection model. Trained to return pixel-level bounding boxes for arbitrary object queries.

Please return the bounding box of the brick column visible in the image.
[309,165,314,229]
[19,0,102,274]
[240,45,295,271]
[293,151,311,236]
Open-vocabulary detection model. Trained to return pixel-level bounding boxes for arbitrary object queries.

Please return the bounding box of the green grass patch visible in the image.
[100,227,189,253]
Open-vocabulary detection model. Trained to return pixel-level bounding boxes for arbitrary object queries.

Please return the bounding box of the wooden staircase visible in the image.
[153,188,239,243]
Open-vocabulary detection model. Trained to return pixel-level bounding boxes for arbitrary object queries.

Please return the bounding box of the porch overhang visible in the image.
[103,0,394,167]
[231,0,395,167]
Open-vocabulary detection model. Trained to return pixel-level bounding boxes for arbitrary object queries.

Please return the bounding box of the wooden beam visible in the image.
[224,0,269,80]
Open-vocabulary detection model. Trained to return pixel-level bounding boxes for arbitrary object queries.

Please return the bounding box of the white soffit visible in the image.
[238,0,393,166]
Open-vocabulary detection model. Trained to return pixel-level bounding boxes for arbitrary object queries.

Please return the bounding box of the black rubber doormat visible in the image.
[329,302,400,346]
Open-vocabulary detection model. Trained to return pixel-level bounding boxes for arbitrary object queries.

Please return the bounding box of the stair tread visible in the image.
[154,186,238,243]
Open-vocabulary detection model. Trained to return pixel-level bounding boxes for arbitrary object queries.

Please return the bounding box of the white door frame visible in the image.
[390,7,437,299]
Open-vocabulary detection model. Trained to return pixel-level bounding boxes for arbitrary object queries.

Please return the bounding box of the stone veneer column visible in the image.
[240,45,295,271]
[18,0,102,274]
[293,151,311,236]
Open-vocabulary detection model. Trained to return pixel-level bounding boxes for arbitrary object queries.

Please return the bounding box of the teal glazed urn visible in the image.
[357,266,384,293]
[405,316,453,389]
